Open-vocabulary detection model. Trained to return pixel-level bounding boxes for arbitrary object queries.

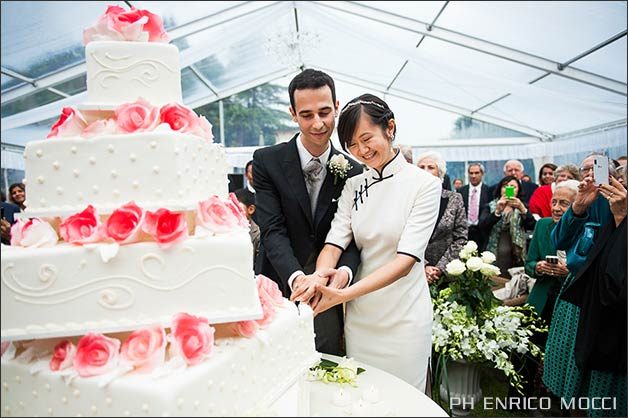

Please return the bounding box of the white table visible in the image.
[306,354,448,417]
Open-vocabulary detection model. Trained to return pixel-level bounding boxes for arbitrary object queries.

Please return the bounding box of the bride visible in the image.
[291,94,441,391]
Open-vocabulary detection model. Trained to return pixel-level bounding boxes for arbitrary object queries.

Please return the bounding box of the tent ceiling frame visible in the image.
[318,65,553,141]
[1,1,281,105]
[188,65,220,96]
[318,1,627,96]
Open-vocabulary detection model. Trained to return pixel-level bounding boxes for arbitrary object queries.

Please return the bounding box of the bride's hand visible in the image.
[312,284,347,316]
[290,273,327,303]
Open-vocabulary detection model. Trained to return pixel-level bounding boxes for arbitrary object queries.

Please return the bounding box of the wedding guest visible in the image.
[479,176,536,278]
[399,144,413,164]
[459,163,490,251]
[529,164,579,219]
[526,179,579,323]
[9,183,26,210]
[253,69,362,356]
[537,163,557,186]
[234,188,260,263]
[293,94,441,391]
[452,177,464,192]
[543,153,617,415]
[555,174,627,417]
[1,197,21,245]
[521,174,532,183]
[416,151,467,286]
[489,160,537,205]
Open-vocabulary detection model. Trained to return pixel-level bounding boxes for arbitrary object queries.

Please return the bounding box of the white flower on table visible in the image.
[445,259,466,276]
[465,256,483,272]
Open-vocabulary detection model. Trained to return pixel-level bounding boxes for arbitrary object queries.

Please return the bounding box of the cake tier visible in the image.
[23,132,228,217]
[84,41,182,109]
[1,231,259,340]
[0,303,317,417]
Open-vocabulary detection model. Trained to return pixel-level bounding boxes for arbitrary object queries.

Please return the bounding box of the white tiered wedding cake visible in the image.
[1,6,317,417]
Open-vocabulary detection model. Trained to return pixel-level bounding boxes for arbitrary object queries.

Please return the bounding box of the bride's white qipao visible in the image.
[325,151,441,390]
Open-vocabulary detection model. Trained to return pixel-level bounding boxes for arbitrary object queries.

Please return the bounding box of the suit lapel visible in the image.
[314,146,343,226]
[281,134,313,227]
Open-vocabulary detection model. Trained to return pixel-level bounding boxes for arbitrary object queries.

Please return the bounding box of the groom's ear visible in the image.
[289,106,297,122]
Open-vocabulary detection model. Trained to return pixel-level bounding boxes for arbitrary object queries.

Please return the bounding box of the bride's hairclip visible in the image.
[341,100,385,113]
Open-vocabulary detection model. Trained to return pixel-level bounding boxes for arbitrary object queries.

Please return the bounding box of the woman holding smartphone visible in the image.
[478,175,536,278]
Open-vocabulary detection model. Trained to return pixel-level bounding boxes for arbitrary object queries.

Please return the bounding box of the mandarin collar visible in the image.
[366,149,405,180]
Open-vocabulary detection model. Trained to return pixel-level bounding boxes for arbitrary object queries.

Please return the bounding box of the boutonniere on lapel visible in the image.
[328,154,353,185]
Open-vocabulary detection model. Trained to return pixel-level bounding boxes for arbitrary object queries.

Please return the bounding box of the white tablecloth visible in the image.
[307,354,448,417]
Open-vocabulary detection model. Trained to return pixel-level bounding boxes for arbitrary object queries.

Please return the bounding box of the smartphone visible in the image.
[545,255,559,264]
[593,156,609,185]
[504,185,515,199]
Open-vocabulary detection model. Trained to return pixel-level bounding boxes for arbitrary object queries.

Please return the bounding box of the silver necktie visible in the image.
[303,158,324,216]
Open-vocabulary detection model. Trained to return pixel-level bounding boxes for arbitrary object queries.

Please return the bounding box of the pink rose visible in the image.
[82,118,119,138]
[10,218,58,248]
[49,340,76,372]
[196,196,240,234]
[106,202,144,244]
[235,320,259,338]
[1,341,10,357]
[226,192,250,228]
[59,205,107,245]
[255,275,284,327]
[191,116,214,141]
[73,333,120,377]
[114,99,160,133]
[142,208,188,248]
[47,108,87,138]
[257,275,284,306]
[159,104,200,134]
[120,326,165,373]
[169,313,215,366]
[83,5,169,44]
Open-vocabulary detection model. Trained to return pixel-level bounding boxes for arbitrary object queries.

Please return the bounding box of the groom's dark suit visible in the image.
[253,134,362,355]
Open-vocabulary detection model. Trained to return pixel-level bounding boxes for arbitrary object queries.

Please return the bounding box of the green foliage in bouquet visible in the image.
[432,241,547,395]
[308,358,366,386]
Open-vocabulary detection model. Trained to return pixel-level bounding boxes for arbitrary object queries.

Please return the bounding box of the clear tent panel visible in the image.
[0,1,124,80]
[0,89,64,119]
[132,1,252,30]
[181,67,216,104]
[1,74,24,92]
[435,1,627,64]
[573,36,627,83]
[488,74,627,134]
[353,1,446,22]
[50,74,87,97]
[297,2,419,88]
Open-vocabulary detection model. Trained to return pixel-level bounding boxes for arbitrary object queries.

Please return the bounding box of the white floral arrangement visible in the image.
[328,154,353,185]
[432,241,546,393]
[307,357,365,386]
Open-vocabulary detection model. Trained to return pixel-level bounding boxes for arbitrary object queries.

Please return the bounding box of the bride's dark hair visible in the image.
[337,94,395,151]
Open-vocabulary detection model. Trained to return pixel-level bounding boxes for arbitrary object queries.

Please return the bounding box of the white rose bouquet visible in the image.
[432,241,546,394]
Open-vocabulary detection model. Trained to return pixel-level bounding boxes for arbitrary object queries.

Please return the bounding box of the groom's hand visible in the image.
[289,273,328,303]
[309,268,349,310]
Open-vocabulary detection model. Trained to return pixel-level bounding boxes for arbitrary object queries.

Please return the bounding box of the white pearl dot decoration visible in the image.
[130,153,137,162]
[92,185,99,194]
[113,189,120,197]
[150,141,157,149]
[40,198,47,206]
[4,406,10,414]
[32,389,38,398]
[91,405,98,414]
[123,411,130,417]
[155,189,162,196]
[77,192,84,201]
[142,404,149,412]
[193,401,200,409]
[153,166,160,174]
[111,170,118,178]
[107,144,115,153]
[73,169,80,178]
[47,407,53,415]
[207,380,213,389]
[2,381,8,390]
[61,396,68,404]
[174,147,180,155]
[89,157,96,165]
[105,397,113,406]
[132,181,140,189]
[36,149,44,157]
[56,187,64,195]
[52,161,60,170]
[176,398,184,408]
[71,146,78,154]
[37,176,45,184]
[73,389,80,397]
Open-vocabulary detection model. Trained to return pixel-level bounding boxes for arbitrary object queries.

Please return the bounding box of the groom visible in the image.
[253,69,362,355]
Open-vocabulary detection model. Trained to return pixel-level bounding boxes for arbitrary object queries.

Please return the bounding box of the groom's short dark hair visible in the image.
[288,69,336,110]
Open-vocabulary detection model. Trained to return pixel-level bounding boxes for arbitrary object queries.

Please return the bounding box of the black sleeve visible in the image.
[253,150,302,289]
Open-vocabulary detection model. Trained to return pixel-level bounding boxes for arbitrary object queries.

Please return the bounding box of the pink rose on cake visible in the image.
[83,5,169,44]
[159,103,200,134]
[10,218,59,248]
[59,205,107,245]
[47,107,88,139]
[73,333,121,377]
[106,201,144,244]
[196,196,240,235]
[169,313,215,366]
[234,320,259,338]
[226,192,250,228]
[49,340,76,372]
[142,208,188,248]
[115,99,161,133]
[192,115,215,142]
[82,118,119,138]
[255,275,285,327]
[120,326,166,374]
